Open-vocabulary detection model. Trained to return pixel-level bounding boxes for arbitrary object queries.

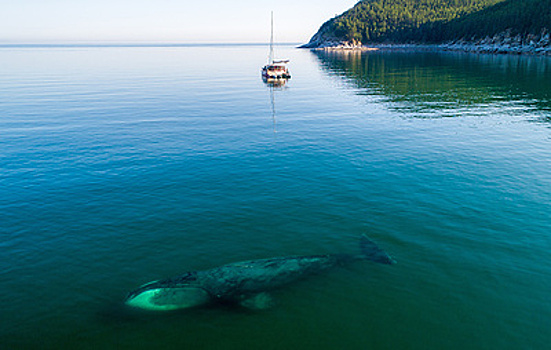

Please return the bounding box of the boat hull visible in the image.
[261,68,291,80]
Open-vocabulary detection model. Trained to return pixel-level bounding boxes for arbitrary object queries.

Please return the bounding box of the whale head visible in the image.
[125,281,211,311]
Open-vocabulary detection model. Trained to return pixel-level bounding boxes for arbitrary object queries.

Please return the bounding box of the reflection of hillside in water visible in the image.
[313,50,551,122]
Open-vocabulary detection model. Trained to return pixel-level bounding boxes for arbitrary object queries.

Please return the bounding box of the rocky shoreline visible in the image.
[300,29,551,56]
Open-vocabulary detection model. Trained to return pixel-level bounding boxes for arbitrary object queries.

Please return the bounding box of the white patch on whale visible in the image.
[125,287,210,311]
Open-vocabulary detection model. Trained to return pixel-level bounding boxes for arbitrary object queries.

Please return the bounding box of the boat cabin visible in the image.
[262,60,291,80]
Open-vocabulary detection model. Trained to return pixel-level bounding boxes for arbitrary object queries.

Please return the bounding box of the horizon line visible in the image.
[0,42,303,48]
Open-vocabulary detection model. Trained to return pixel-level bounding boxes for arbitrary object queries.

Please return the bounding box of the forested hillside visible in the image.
[432,0,551,42]
[303,0,551,46]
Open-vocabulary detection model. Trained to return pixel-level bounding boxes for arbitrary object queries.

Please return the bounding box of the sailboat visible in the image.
[261,12,291,81]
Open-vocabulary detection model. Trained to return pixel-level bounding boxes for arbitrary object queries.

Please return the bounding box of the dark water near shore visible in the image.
[1,45,550,349]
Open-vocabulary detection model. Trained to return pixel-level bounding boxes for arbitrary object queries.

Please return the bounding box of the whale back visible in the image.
[201,255,340,300]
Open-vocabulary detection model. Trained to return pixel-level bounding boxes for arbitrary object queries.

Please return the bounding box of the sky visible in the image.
[0,0,359,43]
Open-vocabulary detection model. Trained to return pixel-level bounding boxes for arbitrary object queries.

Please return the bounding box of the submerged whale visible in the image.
[125,235,394,311]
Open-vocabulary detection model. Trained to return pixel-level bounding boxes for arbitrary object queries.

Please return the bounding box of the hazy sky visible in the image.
[0,0,359,43]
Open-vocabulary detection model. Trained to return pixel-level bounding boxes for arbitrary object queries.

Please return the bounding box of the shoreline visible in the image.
[300,30,551,56]
[302,43,551,56]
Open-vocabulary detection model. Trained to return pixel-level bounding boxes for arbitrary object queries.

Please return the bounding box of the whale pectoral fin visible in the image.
[239,292,274,310]
[360,234,395,264]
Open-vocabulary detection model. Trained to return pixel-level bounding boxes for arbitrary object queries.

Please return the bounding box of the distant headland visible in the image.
[300,0,551,55]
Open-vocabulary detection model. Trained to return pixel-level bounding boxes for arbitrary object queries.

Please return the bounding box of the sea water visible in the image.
[1,45,550,349]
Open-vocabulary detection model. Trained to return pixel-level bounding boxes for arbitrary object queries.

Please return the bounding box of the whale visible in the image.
[125,235,394,311]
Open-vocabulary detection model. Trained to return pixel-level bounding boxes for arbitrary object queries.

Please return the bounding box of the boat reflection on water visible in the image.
[263,77,288,133]
[262,75,289,87]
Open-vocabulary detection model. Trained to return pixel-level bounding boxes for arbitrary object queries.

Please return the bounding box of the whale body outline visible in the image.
[125,234,394,311]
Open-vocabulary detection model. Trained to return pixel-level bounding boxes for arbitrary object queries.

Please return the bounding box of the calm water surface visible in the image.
[1,45,550,349]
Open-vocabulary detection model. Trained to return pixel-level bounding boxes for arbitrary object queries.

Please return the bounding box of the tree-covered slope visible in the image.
[304,0,551,46]
[432,0,551,42]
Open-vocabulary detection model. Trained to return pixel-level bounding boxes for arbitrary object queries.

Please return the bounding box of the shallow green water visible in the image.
[1,45,550,349]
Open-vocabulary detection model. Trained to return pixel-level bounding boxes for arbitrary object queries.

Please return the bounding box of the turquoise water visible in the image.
[1,45,550,349]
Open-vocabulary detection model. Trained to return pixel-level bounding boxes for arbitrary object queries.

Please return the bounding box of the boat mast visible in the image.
[268,11,274,64]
